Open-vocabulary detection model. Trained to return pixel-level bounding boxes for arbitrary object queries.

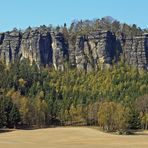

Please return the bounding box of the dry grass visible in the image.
[0,127,148,148]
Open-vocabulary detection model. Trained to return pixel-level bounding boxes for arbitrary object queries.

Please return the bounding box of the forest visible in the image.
[0,59,148,134]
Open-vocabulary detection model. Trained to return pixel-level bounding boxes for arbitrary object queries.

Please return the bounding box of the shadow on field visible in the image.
[16,124,60,130]
[0,129,14,134]
[0,125,59,134]
[128,129,148,136]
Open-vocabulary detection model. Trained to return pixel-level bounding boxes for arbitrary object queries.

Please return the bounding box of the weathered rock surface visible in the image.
[0,27,148,71]
[123,34,148,69]
[51,32,68,70]
[20,27,52,66]
[0,30,21,64]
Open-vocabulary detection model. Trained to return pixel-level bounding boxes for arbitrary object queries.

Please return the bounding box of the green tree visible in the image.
[9,104,20,128]
[0,98,7,128]
[135,95,148,129]
[98,101,130,132]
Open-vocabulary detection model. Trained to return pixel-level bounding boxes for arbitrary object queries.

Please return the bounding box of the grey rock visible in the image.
[0,27,148,71]
[20,28,52,66]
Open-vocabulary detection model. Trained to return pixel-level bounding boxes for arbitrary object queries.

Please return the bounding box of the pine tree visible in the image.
[9,104,20,128]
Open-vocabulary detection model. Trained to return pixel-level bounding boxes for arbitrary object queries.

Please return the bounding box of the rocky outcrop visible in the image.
[123,34,148,69]
[51,32,68,70]
[0,27,53,66]
[88,31,116,70]
[20,27,52,66]
[73,31,117,71]
[0,30,21,65]
[0,26,148,71]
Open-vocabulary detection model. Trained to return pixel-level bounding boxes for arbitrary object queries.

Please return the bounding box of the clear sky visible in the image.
[0,0,147,31]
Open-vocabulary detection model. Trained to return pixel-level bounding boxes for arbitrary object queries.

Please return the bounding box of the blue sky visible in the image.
[0,0,147,31]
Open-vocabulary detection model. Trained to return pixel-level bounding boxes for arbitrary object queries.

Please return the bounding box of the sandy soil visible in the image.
[0,127,148,148]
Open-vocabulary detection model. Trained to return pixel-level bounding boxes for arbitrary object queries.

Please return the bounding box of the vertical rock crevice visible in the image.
[52,32,69,70]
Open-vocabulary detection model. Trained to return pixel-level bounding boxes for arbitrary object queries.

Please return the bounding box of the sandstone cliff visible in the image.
[0,27,148,71]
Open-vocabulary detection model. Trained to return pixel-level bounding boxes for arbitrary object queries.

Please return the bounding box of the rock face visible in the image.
[51,32,68,70]
[0,30,21,64]
[0,27,148,71]
[123,34,148,69]
[20,28,52,66]
[74,31,116,71]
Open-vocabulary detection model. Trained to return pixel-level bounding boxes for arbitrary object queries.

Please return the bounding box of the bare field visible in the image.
[0,127,148,148]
